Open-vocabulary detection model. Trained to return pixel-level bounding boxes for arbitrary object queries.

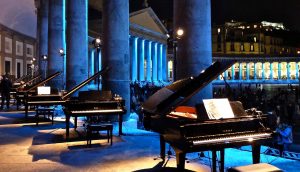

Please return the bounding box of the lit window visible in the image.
[254,25,257,28]
[250,45,254,51]
[240,44,244,51]
[217,28,221,34]
[254,37,257,43]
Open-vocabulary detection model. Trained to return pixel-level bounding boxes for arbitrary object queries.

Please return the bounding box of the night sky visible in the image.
[130,0,300,32]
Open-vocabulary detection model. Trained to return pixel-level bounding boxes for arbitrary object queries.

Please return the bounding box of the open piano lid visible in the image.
[142,60,235,116]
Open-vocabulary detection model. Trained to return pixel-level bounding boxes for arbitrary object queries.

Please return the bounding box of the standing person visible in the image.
[275,119,293,157]
[0,74,12,110]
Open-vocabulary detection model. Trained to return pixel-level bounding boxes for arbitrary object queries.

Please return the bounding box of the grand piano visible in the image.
[23,71,61,118]
[26,67,126,139]
[142,60,276,172]
[14,74,42,109]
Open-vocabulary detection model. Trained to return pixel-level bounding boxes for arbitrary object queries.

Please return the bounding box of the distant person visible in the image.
[275,119,293,157]
[0,74,12,110]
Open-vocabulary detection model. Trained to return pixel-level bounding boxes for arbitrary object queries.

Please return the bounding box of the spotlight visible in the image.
[42,55,48,60]
[93,37,102,49]
[59,48,65,56]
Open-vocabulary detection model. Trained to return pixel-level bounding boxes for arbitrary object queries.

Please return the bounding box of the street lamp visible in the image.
[93,37,102,90]
[170,28,184,81]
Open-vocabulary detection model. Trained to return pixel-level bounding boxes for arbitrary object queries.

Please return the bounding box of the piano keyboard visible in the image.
[71,109,124,114]
[192,132,272,145]
[28,100,66,104]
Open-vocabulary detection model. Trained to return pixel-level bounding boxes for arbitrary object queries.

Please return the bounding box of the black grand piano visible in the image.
[26,67,126,139]
[23,71,61,118]
[14,74,42,109]
[142,60,276,172]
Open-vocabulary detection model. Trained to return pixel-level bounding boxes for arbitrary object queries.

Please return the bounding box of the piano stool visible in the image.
[35,107,55,126]
[86,123,113,147]
[227,163,282,172]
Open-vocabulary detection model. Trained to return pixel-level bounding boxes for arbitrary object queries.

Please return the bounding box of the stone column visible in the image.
[287,62,290,80]
[152,42,158,81]
[138,39,145,81]
[239,63,242,80]
[48,0,65,90]
[66,0,88,92]
[131,37,138,81]
[162,44,167,81]
[277,62,281,79]
[296,62,299,80]
[102,0,130,119]
[246,63,250,80]
[262,63,265,80]
[270,62,273,80]
[36,0,49,79]
[88,48,95,77]
[231,64,235,80]
[157,43,163,81]
[174,0,213,102]
[254,62,257,80]
[145,40,152,81]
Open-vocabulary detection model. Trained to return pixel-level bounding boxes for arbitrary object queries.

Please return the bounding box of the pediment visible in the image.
[130,7,168,35]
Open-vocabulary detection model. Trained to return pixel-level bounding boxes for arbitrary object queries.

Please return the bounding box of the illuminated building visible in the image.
[0,23,36,78]
[211,21,300,85]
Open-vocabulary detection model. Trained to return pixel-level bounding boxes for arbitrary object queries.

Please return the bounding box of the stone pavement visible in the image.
[0,110,299,172]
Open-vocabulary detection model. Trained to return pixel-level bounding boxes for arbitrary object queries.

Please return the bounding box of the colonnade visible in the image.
[130,36,167,82]
[219,61,300,81]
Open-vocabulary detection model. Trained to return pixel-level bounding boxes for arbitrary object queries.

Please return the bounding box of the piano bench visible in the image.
[86,123,113,147]
[228,163,282,172]
[35,107,55,126]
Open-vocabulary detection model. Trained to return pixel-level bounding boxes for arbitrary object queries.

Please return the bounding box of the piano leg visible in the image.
[66,115,70,140]
[220,149,225,172]
[175,151,186,171]
[252,144,261,164]
[160,135,165,161]
[25,103,28,118]
[212,150,217,172]
[74,117,77,129]
[118,113,123,135]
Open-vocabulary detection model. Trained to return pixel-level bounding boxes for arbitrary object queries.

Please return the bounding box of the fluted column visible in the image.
[239,63,242,80]
[262,63,265,80]
[296,62,299,80]
[231,64,235,80]
[138,38,145,81]
[270,62,273,80]
[102,0,130,119]
[174,0,212,102]
[157,43,163,81]
[131,37,138,81]
[66,0,88,93]
[162,44,167,81]
[287,62,290,80]
[246,63,250,80]
[152,42,158,81]
[37,0,49,79]
[48,0,65,90]
[88,48,95,77]
[278,62,281,79]
[254,62,257,80]
[145,40,152,81]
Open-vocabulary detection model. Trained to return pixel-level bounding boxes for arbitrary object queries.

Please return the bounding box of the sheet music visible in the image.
[203,98,234,119]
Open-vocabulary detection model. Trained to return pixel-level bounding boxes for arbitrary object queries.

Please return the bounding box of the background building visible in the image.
[0,23,36,80]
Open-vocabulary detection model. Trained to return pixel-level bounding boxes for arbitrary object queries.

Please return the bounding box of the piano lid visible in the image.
[24,72,61,92]
[142,60,235,116]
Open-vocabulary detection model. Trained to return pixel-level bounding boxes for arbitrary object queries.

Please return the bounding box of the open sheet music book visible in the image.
[203,98,235,119]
